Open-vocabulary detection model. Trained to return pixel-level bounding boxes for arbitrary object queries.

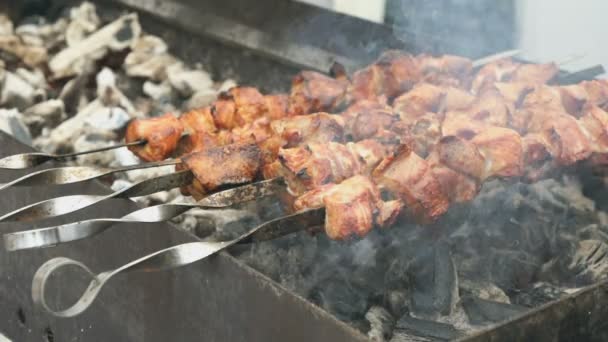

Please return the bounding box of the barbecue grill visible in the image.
[2,1,608,341]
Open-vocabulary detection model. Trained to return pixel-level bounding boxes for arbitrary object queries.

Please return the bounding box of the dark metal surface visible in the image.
[0,131,367,342]
[459,280,608,342]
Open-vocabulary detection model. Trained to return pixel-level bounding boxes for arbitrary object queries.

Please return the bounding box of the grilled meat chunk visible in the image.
[278,140,390,196]
[393,83,445,124]
[270,112,344,148]
[294,175,403,240]
[373,145,449,222]
[177,107,218,154]
[350,50,422,101]
[126,113,184,162]
[341,99,398,141]
[288,71,349,116]
[211,87,268,129]
[180,143,262,199]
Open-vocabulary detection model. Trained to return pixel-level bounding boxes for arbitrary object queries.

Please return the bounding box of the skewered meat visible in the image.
[269,112,344,147]
[417,54,473,88]
[392,83,445,124]
[179,143,262,199]
[211,87,271,129]
[177,107,218,155]
[471,59,558,94]
[294,175,403,239]
[288,71,349,116]
[276,139,390,195]
[116,48,608,242]
[341,99,398,141]
[373,145,449,222]
[350,50,422,101]
[126,113,184,162]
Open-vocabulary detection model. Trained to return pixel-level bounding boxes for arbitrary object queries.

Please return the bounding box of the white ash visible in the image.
[167,63,214,98]
[0,108,31,145]
[23,99,65,135]
[49,13,141,78]
[1,70,42,110]
[124,34,177,81]
[65,1,100,47]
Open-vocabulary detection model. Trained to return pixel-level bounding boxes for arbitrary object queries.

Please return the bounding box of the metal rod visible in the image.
[0,159,179,192]
[3,178,285,250]
[31,208,324,317]
[0,140,146,170]
[0,170,194,223]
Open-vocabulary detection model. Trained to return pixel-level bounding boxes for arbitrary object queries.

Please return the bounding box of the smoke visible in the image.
[386,0,516,58]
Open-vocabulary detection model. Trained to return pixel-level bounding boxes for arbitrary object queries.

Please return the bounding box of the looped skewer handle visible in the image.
[31,208,324,317]
[0,140,146,170]
[0,170,193,223]
[0,159,179,192]
[4,178,285,250]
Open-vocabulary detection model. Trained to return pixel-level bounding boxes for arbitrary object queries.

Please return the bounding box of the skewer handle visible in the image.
[30,209,324,317]
[32,241,229,317]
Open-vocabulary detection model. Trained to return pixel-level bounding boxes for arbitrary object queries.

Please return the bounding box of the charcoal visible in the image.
[310,272,369,322]
[512,282,567,307]
[124,35,177,81]
[576,224,608,242]
[410,241,459,317]
[392,315,464,341]
[487,249,540,291]
[462,296,528,325]
[459,279,510,304]
[384,290,410,318]
[365,306,395,341]
[567,240,608,285]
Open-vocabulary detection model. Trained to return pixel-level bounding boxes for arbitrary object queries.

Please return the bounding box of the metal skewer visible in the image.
[0,140,146,170]
[31,207,324,317]
[0,159,179,192]
[4,178,285,251]
[0,170,194,223]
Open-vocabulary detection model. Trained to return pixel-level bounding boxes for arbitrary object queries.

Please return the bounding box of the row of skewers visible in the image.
[1,50,607,317]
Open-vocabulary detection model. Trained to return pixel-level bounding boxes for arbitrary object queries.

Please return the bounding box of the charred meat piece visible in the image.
[393,83,445,124]
[392,113,441,158]
[350,50,422,101]
[288,71,349,116]
[341,99,398,141]
[470,127,523,178]
[471,58,521,94]
[270,112,344,148]
[177,107,218,154]
[510,62,559,85]
[264,94,290,120]
[277,140,390,196]
[441,86,475,112]
[180,143,262,199]
[418,54,473,88]
[126,113,184,162]
[373,145,449,222]
[211,87,267,129]
[294,175,403,240]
